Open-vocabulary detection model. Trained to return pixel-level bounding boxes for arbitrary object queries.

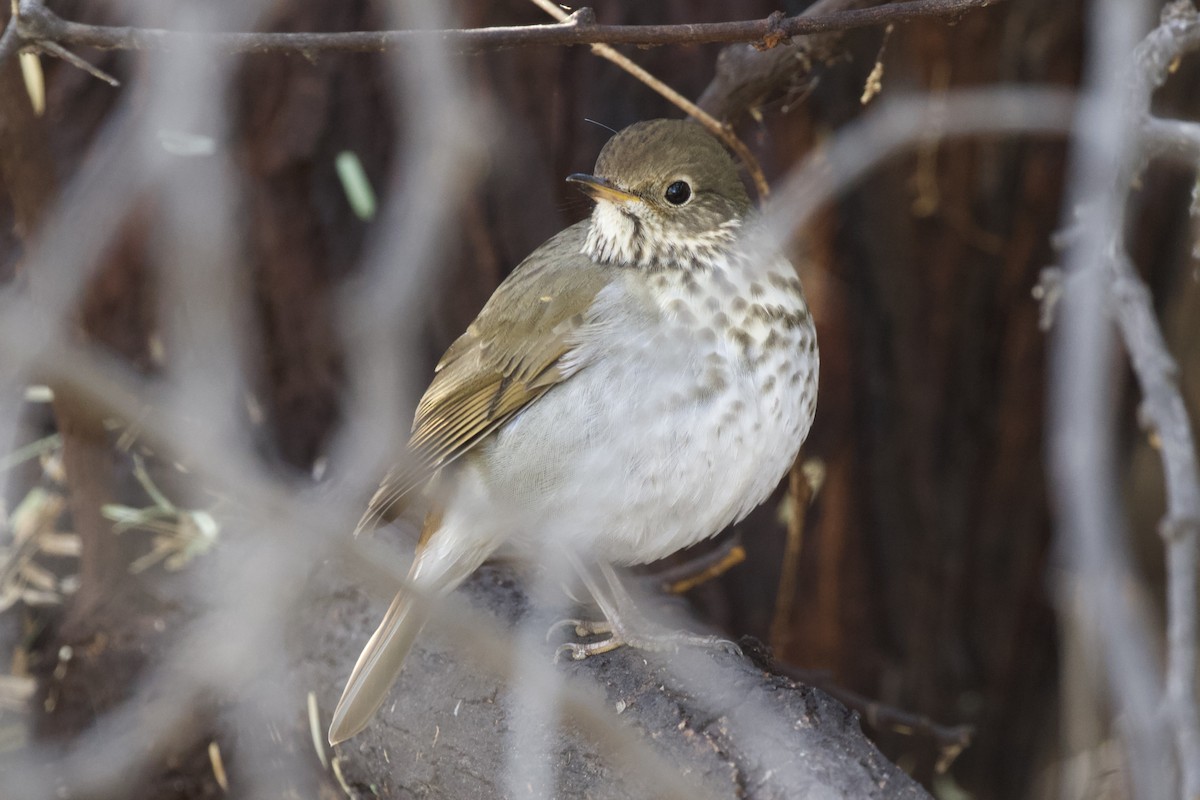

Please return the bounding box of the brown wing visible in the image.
[355,221,611,534]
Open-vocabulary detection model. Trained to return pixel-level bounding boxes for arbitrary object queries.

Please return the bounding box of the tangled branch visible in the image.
[0,0,1002,61]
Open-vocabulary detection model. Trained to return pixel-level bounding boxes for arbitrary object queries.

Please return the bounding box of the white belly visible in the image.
[451,261,818,566]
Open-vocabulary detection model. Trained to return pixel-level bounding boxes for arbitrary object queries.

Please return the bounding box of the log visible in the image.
[305,563,930,799]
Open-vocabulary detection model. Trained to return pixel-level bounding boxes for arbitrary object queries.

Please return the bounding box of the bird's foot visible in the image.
[550,615,740,663]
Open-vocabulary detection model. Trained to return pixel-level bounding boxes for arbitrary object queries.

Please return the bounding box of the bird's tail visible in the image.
[329,504,498,745]
[328,585,429,745]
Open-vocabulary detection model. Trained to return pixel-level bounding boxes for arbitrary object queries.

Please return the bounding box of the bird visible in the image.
[328,118,819,745]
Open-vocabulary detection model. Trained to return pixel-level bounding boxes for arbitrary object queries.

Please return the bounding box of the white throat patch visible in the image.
[581,200,742,271]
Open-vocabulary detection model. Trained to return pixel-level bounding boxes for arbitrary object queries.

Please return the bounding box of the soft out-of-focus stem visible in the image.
[1052,1,1200,795]
[0,47,127,640]
[769,456,814,653]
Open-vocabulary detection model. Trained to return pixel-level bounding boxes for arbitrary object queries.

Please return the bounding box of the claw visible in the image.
[552,561,742,665]
[553,643,586,663]
[545,618,611,643]
[554,637,622,663]
[545,619,581,643]
[552,627,737,664]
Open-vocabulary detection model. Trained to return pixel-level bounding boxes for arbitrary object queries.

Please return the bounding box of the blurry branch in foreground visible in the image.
[0,0,1003,62]
[1047,1,1200,796]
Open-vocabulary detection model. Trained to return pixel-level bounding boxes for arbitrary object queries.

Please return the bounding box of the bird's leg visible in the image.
[552,558,741,662]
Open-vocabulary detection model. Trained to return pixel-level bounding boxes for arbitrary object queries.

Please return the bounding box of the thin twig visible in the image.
[662,538,746,595]
[527,0,772,200]
[2,0,1006,59]
[769,457,816,652]
[34,39,118,85]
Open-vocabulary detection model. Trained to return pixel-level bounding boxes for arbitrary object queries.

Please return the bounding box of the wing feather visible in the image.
[354,221,612,534]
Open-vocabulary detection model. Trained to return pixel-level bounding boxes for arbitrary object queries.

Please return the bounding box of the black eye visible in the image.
[664,180,692,206]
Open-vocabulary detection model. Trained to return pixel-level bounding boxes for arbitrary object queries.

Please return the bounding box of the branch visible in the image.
[1049,0,1200,794]
[1118,7,1200,796]
[1,0,1003,59]
[699,0,876,122]
[1117,6,1200,795]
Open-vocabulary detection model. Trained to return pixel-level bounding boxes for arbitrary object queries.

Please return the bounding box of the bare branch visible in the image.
[33,39,118,85]
[1051,0,1200,794]
[2,0,1004,60]
[1115,5,1200,794]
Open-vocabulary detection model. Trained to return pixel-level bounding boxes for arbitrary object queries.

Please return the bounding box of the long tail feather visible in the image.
[328,589,428,745]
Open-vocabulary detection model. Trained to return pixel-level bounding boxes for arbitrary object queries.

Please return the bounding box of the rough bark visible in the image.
[306,564,930,800]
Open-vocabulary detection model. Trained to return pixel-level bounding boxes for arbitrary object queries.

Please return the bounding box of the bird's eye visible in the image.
[664,180,692,206]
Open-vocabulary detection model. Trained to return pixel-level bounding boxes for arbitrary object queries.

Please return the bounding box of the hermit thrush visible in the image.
[329,119,819,745]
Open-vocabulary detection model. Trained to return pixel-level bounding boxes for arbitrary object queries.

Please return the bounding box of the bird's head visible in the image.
[569,119,751,270]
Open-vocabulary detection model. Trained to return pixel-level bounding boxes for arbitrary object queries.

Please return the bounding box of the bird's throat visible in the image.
[582,201,741,271]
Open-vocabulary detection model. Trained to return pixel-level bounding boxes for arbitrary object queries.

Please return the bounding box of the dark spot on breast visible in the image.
[691,367,729,403]
[667,299,697,324]
[767,272,803,296]
[713,269,737,296]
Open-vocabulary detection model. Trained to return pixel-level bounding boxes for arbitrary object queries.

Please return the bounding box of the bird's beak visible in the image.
[567,173,639,204]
